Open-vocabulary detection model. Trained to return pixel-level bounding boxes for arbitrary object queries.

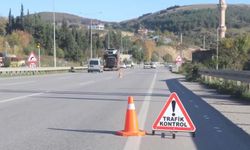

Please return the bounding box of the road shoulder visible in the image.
[179,78,250,135]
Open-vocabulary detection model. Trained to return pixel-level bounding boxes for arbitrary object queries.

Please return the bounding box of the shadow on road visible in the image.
[48,128,116,135]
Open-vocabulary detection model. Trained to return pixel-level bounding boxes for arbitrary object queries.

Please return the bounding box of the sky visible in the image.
[0,0,249,22]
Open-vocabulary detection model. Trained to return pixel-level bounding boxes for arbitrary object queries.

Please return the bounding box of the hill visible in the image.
[35,12,106,27]
[120,4,250,31]
[119,4,250,46]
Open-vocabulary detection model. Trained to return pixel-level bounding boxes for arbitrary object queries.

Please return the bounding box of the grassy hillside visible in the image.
[119,4,250,47]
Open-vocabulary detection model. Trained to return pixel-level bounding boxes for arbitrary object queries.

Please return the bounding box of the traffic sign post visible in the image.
[27,52,38,68]
[175,55,182,64]
[175,55,182,72]
[152,92,196,139]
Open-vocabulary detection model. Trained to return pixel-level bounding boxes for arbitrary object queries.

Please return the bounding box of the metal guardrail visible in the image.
[0,66,87,76]
[199,69,250,83]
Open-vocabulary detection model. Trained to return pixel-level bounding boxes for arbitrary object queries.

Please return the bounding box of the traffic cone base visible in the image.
[116,130,146,136]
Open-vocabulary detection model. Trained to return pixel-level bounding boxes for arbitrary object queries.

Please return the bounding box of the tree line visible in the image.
[1,4,146,65]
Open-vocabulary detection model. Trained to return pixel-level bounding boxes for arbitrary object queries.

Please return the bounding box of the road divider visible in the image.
[0,66,87,77]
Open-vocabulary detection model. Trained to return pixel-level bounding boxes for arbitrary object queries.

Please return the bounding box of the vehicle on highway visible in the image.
[150,62,157,69]
[125,63,132,68]
[88,58,103,73]
[143,62,151,69]
[0,52,4,67]
[103,48,120,71]
[120,63,126,69]
[168,64,173,72]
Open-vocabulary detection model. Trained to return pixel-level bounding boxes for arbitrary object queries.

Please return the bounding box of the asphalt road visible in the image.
[0,67,249,150]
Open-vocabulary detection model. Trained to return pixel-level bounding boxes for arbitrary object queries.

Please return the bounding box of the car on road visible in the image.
[150,62,157,69]
[143,62,151,69]
[120,63,127,69]
[88,58,103,73]
[125,63,132,68]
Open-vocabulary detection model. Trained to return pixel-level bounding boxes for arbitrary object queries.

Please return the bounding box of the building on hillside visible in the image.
[121,31,134,37]
[138,27,148,36]
[88,23,105,30]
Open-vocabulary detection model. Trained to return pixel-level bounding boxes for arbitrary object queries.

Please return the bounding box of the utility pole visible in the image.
[203,35,206,49]
[37,43,41,67]
[90,19,93,58]
[53,0,56,67]
[180,33,183,45]
[108,30,110,49]
[180,33,183,58]
[216,28,219,70]
[120,34,123,53]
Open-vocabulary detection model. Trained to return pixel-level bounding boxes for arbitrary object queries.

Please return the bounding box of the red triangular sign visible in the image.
[152,92,196,132]
[27,52,37,62]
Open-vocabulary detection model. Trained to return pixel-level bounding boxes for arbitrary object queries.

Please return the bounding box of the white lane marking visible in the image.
[0,81,35,86]
[58,77,72,80]
[123,72,157,150]
[194,104,199,108]
[213,127,220,130]
[0,93,43,103]
[203,115,210,120]
[79,81,96,86]
[213,127,223,133]
[78,76,114,86]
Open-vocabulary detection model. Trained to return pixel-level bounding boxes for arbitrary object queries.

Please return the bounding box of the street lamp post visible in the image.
[37,43,41,67]
[90,19,93,59]
[53,0,56,67]
[216,28,219,70]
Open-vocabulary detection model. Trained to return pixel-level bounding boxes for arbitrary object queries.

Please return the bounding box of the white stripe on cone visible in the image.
[127,104,135,110]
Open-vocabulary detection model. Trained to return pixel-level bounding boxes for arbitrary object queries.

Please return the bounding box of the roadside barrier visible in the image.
[0,66,87,77]
[199,69,250,93]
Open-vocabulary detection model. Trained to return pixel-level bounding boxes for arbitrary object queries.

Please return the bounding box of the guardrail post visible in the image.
[209,76,212,83]
[203,75,207,82]
[236,81,241,87]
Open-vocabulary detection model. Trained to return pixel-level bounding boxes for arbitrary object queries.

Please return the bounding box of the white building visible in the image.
[88,23,105,30]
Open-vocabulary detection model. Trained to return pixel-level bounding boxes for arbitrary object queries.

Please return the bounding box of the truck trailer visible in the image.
[103,49,120,71]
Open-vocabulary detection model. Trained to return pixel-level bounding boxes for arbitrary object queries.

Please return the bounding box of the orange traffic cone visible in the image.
[116,96,146,136]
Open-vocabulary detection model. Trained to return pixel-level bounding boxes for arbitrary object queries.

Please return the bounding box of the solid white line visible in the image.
[0,93,43,103]
[0,81,35,86]
[123,72,157,150]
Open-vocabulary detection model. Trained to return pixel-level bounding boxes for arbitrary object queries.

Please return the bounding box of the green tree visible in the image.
[6,9,13,34]
[219,35,250,70]
[163,53,173,62]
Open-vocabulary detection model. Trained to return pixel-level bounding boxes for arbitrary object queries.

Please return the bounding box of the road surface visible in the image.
[0,67,249,150]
